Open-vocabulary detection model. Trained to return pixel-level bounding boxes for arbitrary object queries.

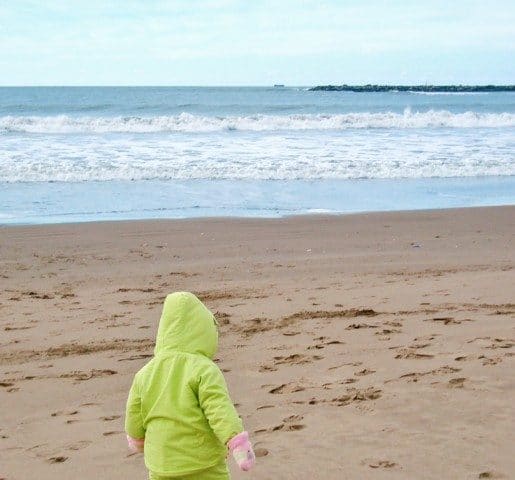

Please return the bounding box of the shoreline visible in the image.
[2,202,515,229]
[0,204,515,232]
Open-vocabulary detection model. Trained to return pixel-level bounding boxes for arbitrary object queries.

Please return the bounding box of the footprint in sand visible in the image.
[259,365,278,372]
[47,456,68,463]
[274,415,305,431]
[4,325,34,331]
[411,340,433,349]
[384,321,403,327]
[274,354,323,366]
[268,383,306,394]
[395,366,460,383]
[308,339,344,349]
[67,440,92,451]
[21,291,54,300]
[254,447,269,457]
[341,378,359,384]
[448,377,467,388]
[28,443,76,463]
[395,349,434,360]
[345,323,378,330]
[51,410,79,417]
[258,365,277,373]
[478,471,505,479]
[367,460,397,469]
[101,415,121,422]
[415,333,441,342]
[426,317,468,325]
[478,355,503,365]
[454,355,469,361]
[118,354,153,362]
[485,339,514,349]
[375,328,401,336]
[59,369,117,382]
[328,361,363,371]
[331,387,382,406]
[255,415,306,434]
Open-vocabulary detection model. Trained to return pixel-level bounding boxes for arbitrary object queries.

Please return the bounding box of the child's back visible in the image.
[125,292,253,478]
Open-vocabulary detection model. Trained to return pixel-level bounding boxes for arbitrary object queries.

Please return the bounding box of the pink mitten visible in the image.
[228,431,255,471]
[126,435,144,453]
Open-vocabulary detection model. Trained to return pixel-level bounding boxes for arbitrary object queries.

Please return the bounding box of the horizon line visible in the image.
[1,83,515,88]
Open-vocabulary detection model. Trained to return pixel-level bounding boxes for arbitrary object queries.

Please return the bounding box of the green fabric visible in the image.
[148,459,229,480]
[125,292,243,477]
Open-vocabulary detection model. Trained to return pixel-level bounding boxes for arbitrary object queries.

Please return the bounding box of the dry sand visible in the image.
[0,206,514,480]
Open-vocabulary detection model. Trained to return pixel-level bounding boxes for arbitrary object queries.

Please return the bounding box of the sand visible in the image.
[0,206,514,480]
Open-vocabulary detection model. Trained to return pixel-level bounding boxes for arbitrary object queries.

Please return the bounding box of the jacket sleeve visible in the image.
[197,361,244,445]
[125,375,146,439]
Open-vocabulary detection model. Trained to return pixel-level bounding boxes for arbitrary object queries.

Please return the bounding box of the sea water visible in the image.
[0,87,514,224]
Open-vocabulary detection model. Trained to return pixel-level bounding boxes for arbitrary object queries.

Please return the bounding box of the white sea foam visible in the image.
[305,209,337,214]
[1,127,514,182]
[2,110,515,134]
[408,91,492,95]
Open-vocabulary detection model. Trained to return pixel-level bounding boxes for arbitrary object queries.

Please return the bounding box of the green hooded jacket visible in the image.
[125,292,244,476]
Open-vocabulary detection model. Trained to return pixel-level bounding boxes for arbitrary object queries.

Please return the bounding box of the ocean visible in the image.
[1,86,514,224]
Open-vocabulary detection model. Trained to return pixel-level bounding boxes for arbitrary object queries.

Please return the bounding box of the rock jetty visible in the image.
[309,84,515,92]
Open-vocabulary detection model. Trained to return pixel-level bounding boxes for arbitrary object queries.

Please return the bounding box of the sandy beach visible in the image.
[1,206,514,480]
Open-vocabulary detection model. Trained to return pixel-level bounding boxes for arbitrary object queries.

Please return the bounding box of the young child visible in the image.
[125,291,255,479]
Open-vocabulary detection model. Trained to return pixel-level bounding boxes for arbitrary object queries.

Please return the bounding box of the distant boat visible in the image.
[273,84,285,88]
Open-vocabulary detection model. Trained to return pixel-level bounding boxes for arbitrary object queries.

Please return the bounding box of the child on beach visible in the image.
[125,291,255,479]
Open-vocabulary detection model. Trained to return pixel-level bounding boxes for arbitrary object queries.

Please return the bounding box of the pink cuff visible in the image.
[228,431,250,450]
[127,434,144,453]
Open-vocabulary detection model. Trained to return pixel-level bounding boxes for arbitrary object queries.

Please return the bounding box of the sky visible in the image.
[0,0,514,86]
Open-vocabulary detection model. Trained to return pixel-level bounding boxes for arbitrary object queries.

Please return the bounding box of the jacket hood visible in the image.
[154,292,218,358]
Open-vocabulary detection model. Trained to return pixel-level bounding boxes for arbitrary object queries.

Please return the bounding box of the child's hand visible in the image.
[228,431,255,471]
[126,434,145,453]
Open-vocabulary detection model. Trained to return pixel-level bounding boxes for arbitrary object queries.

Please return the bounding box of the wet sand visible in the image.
[1,206,514,479]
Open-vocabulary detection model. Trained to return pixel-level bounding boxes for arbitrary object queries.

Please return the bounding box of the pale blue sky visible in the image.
[1,0,513,86]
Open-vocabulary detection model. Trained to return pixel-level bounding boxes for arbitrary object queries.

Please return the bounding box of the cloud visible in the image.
[0,0,513,84]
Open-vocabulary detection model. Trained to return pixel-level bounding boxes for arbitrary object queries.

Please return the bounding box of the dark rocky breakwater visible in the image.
[309,84,515,92]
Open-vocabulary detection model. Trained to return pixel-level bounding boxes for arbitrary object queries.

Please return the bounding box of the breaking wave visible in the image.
[2,109,515,133]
